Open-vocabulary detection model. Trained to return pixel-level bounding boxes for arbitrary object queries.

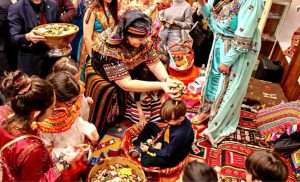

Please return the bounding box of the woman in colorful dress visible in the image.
[79,0,118,79]
[194,0,264,146]
[86,9,182,137]
[0,71,82,181]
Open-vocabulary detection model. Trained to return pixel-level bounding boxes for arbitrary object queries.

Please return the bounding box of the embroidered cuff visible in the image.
[146,57,160,66]
[103,63,129,81]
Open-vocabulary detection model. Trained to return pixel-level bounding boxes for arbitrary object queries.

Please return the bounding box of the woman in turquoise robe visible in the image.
[197,0,264,146]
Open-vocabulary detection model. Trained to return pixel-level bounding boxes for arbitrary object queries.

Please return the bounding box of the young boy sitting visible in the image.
[131,99,194,168]
[245,150,288,182]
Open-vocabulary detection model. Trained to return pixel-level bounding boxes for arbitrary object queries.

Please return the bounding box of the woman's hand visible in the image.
[56,147,88,172]
[25,30,46,44]
[153,142,162,150]
[146,139,153,145]
[218,64,230,75]
[161,81,178,95]
[164,78,185,99]
[140,143,149,152]
[86,97,94,105]
[167,78,184,87]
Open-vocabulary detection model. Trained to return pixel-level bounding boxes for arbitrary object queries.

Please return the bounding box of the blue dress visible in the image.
[201,0,264,145]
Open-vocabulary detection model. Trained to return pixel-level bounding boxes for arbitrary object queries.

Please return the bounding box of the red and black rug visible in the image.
[191,109,297,182]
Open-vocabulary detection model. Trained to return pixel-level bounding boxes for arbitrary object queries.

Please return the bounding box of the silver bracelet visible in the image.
[163,77,169,82]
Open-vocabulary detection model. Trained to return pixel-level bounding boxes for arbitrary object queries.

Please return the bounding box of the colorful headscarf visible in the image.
[107,9,152,45]
[35,96,82,133]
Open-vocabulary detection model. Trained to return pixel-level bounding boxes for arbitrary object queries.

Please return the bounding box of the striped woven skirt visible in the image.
[124,92,162,124]
[85,61,162,137]
[85,61,124,137]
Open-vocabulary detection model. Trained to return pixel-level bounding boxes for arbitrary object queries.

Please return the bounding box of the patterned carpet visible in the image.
[93,108,297,182]
[92,78,298,181]
[191,110,297,182]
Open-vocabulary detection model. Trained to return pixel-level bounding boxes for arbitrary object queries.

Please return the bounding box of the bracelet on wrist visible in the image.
[56,155,70,170]
[58,160,70,170]
[163,77,169,82]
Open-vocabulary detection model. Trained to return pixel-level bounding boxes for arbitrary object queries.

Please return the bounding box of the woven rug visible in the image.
[191,110,297,182]
[93,86,297,181]
[256,100,300,142]
[93,109,297,181]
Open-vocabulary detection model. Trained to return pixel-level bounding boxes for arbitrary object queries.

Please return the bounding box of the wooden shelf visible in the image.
[258,0,291,58]
[272,0,292,6]
[262,34,276,42]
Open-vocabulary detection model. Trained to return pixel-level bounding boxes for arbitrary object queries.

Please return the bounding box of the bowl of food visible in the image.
[167,42,194,76]
[88,157,146,182]
[33,23,79,57]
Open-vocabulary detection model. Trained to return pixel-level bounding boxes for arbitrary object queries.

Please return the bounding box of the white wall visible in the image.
[276,0,300,50]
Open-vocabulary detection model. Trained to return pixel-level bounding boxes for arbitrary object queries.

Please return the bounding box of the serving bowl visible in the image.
[88,156,146,182]
[33,23,79,57]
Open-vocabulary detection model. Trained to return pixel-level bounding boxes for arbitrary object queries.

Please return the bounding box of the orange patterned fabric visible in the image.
[37,99,81,133]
